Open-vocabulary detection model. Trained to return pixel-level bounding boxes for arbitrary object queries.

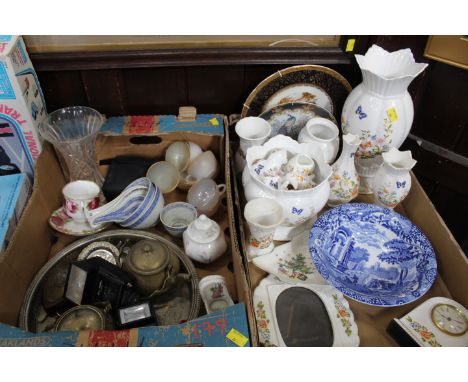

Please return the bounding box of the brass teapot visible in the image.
[123,239,181,296]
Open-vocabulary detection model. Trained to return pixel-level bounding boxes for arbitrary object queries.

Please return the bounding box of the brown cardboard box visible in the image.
[0,115,255,344]
[229,129,468,346]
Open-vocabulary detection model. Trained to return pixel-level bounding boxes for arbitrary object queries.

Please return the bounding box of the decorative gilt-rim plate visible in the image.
[308,203,437,307]
[242,65,352,121]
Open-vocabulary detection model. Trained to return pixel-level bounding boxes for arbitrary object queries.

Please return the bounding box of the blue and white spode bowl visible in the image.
[308,203,437,307]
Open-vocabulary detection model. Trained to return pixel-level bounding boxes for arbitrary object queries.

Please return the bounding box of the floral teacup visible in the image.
[62,180,101,223]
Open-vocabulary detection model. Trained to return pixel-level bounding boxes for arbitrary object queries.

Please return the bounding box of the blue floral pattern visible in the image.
[308,203,437,306]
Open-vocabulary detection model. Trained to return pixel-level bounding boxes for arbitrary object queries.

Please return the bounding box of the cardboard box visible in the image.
[0,173,32,253]
[0,35,47,181]
[0,112,254,346]
[228,117,468,347]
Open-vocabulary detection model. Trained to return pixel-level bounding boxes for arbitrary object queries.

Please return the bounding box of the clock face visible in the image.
[431,304,468,336]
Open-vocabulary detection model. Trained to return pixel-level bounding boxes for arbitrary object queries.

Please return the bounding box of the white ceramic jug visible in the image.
[373,147,417,209]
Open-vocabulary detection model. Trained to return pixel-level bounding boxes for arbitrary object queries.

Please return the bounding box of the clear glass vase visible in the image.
[38,106,104,186]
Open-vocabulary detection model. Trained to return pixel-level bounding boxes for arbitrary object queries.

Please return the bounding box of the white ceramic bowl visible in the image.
[147,161,180,193]
[165,141,191,171]
[160,202,198,237]
[187,150,218,181]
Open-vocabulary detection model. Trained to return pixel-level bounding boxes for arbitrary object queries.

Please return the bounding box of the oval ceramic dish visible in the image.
[241,65,352,121]
[308,203,437,307]
[259,102,336,140]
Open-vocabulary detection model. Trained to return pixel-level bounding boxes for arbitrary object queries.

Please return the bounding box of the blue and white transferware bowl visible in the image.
[308,203,437,307]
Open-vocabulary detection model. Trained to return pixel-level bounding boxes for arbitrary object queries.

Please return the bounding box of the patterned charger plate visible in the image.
[242,65,352,121]
[308,203,437,307]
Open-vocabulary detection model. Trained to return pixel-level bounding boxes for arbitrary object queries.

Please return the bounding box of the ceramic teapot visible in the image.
[183,215,227,264]
[123,239,180,296]
[242,135,332,241]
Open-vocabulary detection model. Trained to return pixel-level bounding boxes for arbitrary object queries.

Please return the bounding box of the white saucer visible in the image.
[49,206,109,236]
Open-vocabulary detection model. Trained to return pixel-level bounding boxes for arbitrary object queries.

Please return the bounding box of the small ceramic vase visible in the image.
[235,117,272,173]
[199,275,234,314]
[298,117,339,164]
[373,147,417,209]
[183,214,227,264]
[282,154,316,190]
[244,198,283,259]
[328,133,361,207]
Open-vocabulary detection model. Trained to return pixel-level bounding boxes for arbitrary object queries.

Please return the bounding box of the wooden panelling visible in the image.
[122,67,187,115]
[37,71,88,112]
[411,62,468,153]
[81,70,126,116]
[186,66,245,114]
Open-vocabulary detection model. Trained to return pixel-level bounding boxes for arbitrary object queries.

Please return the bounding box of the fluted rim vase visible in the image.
[38,106,105,186]
[341,45,428,194]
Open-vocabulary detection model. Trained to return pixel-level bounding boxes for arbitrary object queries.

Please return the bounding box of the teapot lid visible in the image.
[127,239,170,275]
[186,214,221,244]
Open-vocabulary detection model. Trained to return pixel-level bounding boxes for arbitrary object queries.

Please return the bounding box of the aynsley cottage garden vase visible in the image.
[341,45,427,194]
[328,133,361,207]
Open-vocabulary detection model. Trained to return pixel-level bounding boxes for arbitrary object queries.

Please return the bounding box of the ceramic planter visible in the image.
[242,135,332,241]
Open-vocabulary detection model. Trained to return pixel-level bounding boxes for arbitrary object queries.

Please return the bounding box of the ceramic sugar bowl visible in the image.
[183,214,227,264]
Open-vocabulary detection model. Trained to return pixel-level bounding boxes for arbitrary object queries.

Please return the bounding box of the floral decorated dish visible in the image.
[308,203,437,307]
[252,231,327,285]
[253,275,359,346]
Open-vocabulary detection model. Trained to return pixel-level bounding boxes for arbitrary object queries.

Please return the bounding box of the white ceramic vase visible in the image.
[297,117,339,164]
[341,45,427,194]
[373,147,417,209]
[242,135,332,241]
[328,133,361,207]
[244,198,283,259]
[235,117,272,173]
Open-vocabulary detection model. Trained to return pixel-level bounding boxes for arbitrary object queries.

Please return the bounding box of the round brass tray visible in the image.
[19,229,201,332]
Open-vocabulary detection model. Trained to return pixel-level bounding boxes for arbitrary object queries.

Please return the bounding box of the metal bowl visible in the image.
[20,230,201,332]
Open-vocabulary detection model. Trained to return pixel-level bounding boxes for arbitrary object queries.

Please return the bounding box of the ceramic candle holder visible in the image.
[62,180,101,223]
[244,198,283,259]
[198,275,234,314]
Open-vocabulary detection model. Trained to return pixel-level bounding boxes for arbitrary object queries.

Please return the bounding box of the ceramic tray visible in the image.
[308,203,437,307]
[241,65,352,121]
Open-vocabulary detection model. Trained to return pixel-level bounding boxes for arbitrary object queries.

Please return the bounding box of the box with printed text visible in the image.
[0,35,47,180]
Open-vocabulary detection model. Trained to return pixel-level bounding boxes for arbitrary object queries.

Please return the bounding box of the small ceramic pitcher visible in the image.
[298,117,339,164]
[244,198,283,259]
[373,147,417,209]
[183,214,227,264]
[328,133,361,207]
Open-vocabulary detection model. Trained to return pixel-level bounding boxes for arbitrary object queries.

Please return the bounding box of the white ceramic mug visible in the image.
[63,180,101,223]
[244,198,283,259]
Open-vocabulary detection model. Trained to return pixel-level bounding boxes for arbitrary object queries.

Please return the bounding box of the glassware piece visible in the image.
[38,106,104,186]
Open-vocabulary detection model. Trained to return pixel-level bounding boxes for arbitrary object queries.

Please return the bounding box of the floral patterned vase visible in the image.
[341,45,427,194]
[328,133,361,207]
[373,147,417,209]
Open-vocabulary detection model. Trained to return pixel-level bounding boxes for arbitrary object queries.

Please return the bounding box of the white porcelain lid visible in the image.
[186,214,220,244]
